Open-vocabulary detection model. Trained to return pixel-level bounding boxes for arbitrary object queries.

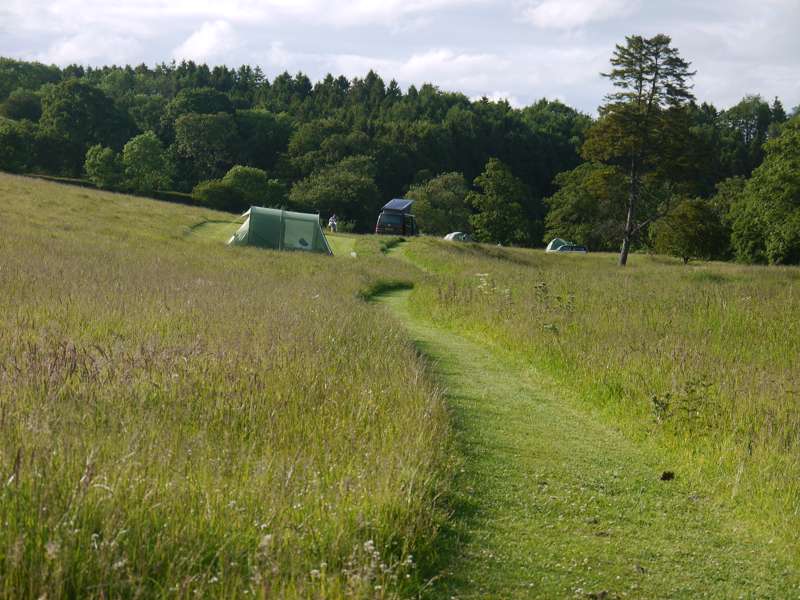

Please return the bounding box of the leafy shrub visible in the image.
[192,179,246,213]
[651,197,729,263]
[221,165,287,208]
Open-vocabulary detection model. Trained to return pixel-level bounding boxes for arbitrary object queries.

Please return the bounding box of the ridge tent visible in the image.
[228,207,332,255]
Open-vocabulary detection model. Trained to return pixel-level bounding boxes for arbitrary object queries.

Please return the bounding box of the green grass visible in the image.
[377,288,800,597]
[0,174,451,598]
[5,173,800,597]
[187,218,241,243]
[326,233,357,257]
[402,238,800,565]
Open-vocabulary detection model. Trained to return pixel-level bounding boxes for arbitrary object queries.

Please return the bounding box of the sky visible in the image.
[1,0,798,113]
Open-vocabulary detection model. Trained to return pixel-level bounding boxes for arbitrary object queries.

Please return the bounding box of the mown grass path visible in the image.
[376,285,799,599]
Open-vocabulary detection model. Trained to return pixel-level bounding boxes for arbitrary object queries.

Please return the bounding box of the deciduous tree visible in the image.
[174,112,238,180]
[289,155,379,226]
[467,158,531,245]
[406,172,470,235]
[730,116,800,264]
[84,144,123,189]
[651,198,728,263]
[543,162,628,251]
[122,131,173,193]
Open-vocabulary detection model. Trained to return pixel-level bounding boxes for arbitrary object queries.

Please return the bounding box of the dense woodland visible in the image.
[1,44,798,263]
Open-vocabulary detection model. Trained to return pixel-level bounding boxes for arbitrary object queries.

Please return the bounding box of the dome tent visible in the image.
[228,207,332,255]
[545,238,569,252]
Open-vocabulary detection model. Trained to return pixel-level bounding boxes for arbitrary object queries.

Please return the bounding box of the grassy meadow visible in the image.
[404,239,800,554]
[0,174,451,598]
[4,172,800,597]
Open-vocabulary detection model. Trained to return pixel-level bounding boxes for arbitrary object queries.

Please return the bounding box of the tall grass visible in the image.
[405,239,800,554]
[0,174,450,598]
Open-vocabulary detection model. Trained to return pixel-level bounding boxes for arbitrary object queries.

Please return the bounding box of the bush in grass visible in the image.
[192,179,246,213]
[651,197,729,263]
[221,165,287,207]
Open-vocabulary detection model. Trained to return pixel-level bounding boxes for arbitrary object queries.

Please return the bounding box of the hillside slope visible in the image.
[0,174,449,599]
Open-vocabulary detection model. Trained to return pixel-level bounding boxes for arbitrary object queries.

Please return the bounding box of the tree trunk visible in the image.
[619,163,639,266]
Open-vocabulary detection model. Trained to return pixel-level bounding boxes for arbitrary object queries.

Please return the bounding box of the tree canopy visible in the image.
[0,52,796,260]
[730,116,800,264]
[406,172,470,235]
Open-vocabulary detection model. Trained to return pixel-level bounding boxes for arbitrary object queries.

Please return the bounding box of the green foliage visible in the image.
[467,158,531,245]
[122,131,173,193]
[122,93,167,133]
[651,198,729,263]
[221,165,269,204]
[718,95,774,177]
[406,172,470,235]
[84,144,122,189]
[174,112,238,180]
[0,57,61,100]
[0,55,792,248]
[289,155,380,226]
[584,34,696,264]
[0,88,42,121]
[160,86,234,139]
[234,109,293,172]
[191,179,246,213]
[0,117,35,172]
[730,117,800,264]
[544,162,627,250]
[219,165,287,208]
[39,80,135,173]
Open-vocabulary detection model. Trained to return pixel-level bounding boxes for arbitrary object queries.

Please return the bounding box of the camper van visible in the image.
[375,198,418,236]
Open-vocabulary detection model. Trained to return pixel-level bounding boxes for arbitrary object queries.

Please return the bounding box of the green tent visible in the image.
[228,207,332,255]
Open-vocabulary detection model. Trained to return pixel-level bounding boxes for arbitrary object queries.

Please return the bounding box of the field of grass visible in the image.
[378,288,800,598]
[0,174,450,598]
[403,239,800,557]
[4,172,800,597]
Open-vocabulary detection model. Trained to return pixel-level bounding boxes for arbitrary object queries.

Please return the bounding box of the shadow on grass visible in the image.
[187,218,239,232]
[358,279,415,301]
[403,337,484,598]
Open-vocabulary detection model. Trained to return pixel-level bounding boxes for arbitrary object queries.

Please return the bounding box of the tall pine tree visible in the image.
[583,34,695,265]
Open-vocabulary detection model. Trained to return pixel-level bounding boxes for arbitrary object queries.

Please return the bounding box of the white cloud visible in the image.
[36,32,144,64]
[5,0,486,33]
[399,49,507,89]
[473,91,523,107]
[520,0,639,30]
[172,20,238,62]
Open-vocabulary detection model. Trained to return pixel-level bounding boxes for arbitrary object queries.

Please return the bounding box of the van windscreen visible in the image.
[379,213,403,225]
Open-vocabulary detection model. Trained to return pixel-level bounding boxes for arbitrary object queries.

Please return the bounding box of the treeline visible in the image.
[0,55,798,262]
